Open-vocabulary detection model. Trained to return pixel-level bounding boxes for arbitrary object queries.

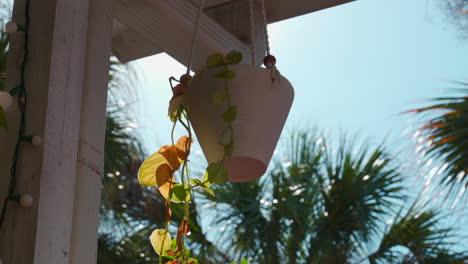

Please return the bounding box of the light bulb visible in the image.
[0,91,13,110]
[19,194,33,208]
[5,21,17,33]
[32,136,42,146]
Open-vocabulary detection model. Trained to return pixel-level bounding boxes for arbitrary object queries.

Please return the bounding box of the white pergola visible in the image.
[0,0,353,263]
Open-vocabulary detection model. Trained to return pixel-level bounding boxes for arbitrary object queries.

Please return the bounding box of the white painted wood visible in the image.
[69,0,114,263]
[260,0,356,23]
[112,0,251,68]
[0,0,95,263]
[112,28,163,63]
[202,0,355,22]
[33,0,91,263]
[111,0,354,64]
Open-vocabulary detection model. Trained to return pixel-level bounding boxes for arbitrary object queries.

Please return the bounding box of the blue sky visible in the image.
[137,0,467,150]
[131,0,468,253]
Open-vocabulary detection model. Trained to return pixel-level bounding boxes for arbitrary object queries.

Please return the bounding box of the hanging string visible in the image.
[248,0,256,65]
[0,0,31,229]
[260,0,271,56]
[186,0,205,75]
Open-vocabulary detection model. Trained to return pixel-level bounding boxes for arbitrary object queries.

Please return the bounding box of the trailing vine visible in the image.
[137,50,247,264]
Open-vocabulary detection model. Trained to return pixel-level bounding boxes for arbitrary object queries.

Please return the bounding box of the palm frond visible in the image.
[407,88,468,202]
[306,135,404,262]
[369,205,466,264]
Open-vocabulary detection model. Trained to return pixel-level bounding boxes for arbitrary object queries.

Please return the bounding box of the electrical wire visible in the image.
[0,0,31,229]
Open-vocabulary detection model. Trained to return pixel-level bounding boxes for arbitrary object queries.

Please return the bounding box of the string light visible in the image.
[0,91,13,110]
[9,194,33,208]
[5,21,27,33]
[21,135,42,146]
[0,0,31,230]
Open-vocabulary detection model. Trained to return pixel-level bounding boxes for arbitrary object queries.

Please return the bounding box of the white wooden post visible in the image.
[70,0,113,262]
[0,0,113,263]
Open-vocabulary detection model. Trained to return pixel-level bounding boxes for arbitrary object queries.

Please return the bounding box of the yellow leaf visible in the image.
[159,145,181,170]
[138,151,168,187]
[176,136,193,160]
[157,164,174,199]
[168,95,185,122]
[150,229,172,256]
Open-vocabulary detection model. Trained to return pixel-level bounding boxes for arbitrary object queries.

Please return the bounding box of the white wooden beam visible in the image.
[32,0,90,262]
[112,28,163,63]
[69,0,113,263]
[0,0,113,263]
[112,0,252,68]
[203,0,356,23]
[111,0,354,65]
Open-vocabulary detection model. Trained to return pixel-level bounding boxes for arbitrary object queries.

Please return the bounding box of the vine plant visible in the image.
[137,50,248,264]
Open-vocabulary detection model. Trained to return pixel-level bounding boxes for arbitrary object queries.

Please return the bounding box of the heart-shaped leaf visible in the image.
[206,53,225,69]
[202,163,228,185]
[222,106,237,123]
[170,183,192,203]
[225,50,243,65]
[218,127,232,146]
[150,229,172,256]
[214,70,236,80]
[212,89,228,106]
[138,151,168,187]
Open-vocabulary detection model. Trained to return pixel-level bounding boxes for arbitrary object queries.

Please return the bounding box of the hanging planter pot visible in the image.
[188,61,294,182]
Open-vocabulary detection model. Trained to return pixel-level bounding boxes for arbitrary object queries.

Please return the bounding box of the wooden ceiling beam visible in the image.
[111,0,355,65]
[112,0,253,68]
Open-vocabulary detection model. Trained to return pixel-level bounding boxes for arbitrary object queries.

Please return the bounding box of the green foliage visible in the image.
[206,53,226,69]
[222,106,237,123]
[197,130,466,264]
[169,183,192,203]
[407,88,468,201]
[202,163,228,186]
[214,70,236,79]
[225,51,243,65]
[212,89,228,105]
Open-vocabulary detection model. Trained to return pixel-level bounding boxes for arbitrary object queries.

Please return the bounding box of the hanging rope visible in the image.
[248,0,256,65]
[260,0,271,56]
[0,0,31,229]
[259,0,280,80]
[186,0,205,75]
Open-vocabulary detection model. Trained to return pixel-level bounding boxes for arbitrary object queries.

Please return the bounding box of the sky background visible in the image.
[136,0,468,152]
[128,0,468,253]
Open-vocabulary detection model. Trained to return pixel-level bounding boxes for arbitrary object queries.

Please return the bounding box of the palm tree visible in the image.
[198,131,467,264]
[406,88,468,201]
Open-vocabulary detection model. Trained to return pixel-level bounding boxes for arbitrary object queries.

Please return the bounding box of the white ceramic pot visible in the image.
[188,64,294,182]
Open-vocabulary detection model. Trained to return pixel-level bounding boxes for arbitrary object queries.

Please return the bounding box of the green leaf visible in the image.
[202,163,228,185]
[150,229,172,256]
[240,259,249,264]
[214,70,236,79]
[212,89,228,105]
[169,183,192,202]
[222,106,237,123]
[0,105,7,130]
[218,127,232,145]
[206,53,225,69]
[189,178,202,186]
[224,142,234,157]
[201,185,215,197]
[225,50,243,65]
[138,151,168,187]
[188,258,199,264]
